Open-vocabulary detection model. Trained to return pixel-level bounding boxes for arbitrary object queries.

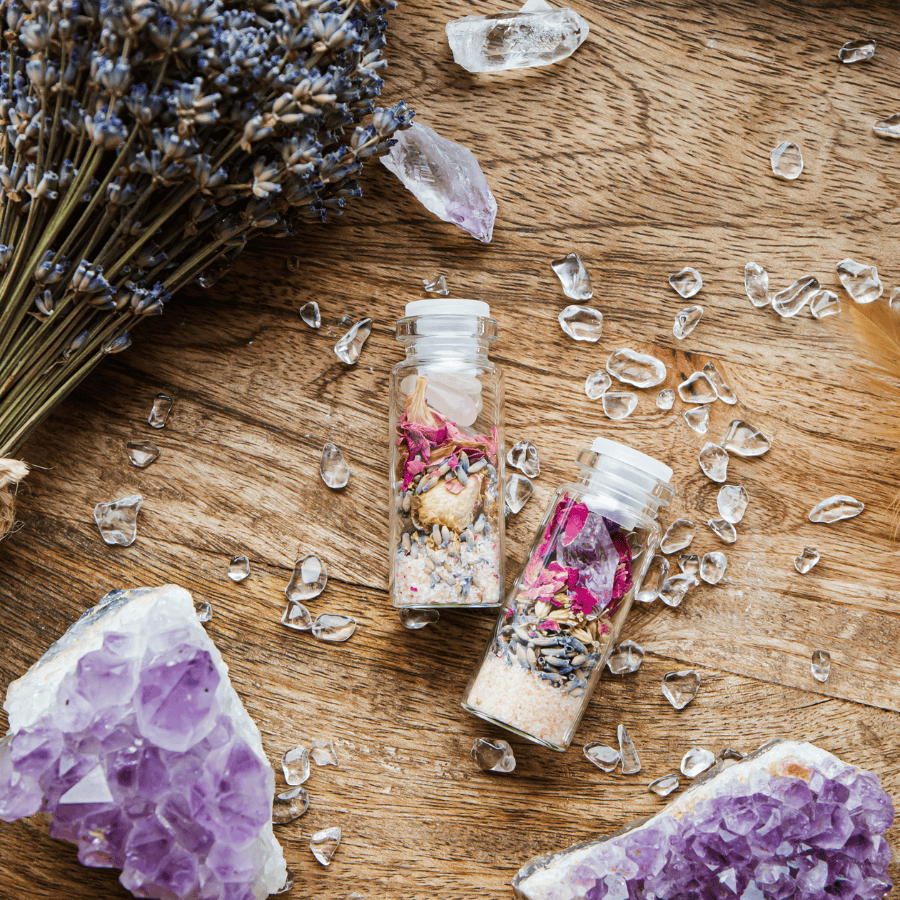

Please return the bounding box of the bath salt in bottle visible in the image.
[389,299,505,608]
[462,437,674,750]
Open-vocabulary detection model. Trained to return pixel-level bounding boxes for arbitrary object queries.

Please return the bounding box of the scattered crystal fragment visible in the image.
[673,305,703,339]
[699,442,729,482]
[423,274,449,296]
[299,301,321,328]
[661,518,695,554]
[558,305,603,341]
[839,38,875,62]
[273,869,295,894]
[282,746,311,785]
[744,262,770,308]
[700,551,727,584]
[659,573,696,608]
[585,369,612,399]
[668,267,703,299]
[471,737,516,773]
[602,391,637,420]
[772,275,820,317]
[677,554,699,576]
[551,252,593,300]
[583,743,620,772]
[718,747,746,762]
[286,553,328,602]
[770,140,803,179]
[445,7,589,73]
[683,405,710,434]
[794,546,820,574]
[809,289,841,318]
[662,670,700,709]
[310,826,341,866]
[649,774,680,797]
[281,601,313,631]
[708,518,737,543]
[334,317,372,364]
[721,420,771,456]
[809,495,864,523]
[320,443,350,488]
[617,725,641,775]
[677,373,716,404]
[635,554,668,603]
[836,258,883,304]
[228,554,250,582]
[381,122,497,242]
[892,288,900,311]
[717,484,749,523]
[312,614,357,642]
[701,362,736,404]
[505,473,534,514]
[811,649,832,683]
[507,440,540,477]
[125,440,159,469]
[273,785,310,824]
[147,393,173,428]
[311,738,339,767]
[194,600,213,622]
[606,348,667,388]
[93,493,142,546]
[656,389,675,410]
[607,640,644,675]
[681,747,716,778]
[400,608,440,629]
[873,113,900,138]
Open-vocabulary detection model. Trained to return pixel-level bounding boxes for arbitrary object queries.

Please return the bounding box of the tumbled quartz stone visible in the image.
[285,553,327,602]
[681,747,716,779]
[772,274,820,317]
[662,670,700,710]
[660,518,695,554]
[299,301,321,328]
[0,585,287,898]
[668,267,702,299]
[635,554,668,603]
[700,551,727,585]
[698,442,728,483]
[471,737,516,773]
[656,389,675,410]
[794,546,820,574]
[282,746,311,786]
[810,288,841,319]
[507,440,540,478]
[809,495,864,523]
[839,38,875,62]
[147,393,173,428]
[310,826,341,867]
[658,573,696,608]
[228,554,250,582]
[506,473,534,515]
[126,440,159,468]
[194,600,213,623]
[445,7,589,73]
[606,348,666,388]
[93,493,142,547]
[649,774,680,797]
[606,640,644,675]
[770,140,803,179]
[811,649,832,683]
[677,554,699,576]
[708,518,737,544]
[311,738,339,767]
[836,258,883,304]
[585,369,612,400]
[281,601,312,632]
[334,317,372,364]
[558,305,603,341]
[874,113,900,138]
[312,614,357,642]
[677,373,716,404]
[400,607,440,629]
[673,305,703,339]
[381,122,497,242]
[272,786,309,825]
[551,252,593,300]
[423,274,449,296]
[602,391,637,420]
[717,484,748,523]
[683,405,710,434]
[744,261,770,308]
[721,419,771,456]
[320,443,350,489]
[701,362,736,404]
[583,743,620,773]
[617,725,641,775]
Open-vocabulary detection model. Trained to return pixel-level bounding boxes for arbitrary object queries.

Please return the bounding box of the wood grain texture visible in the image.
[2,0,900,896]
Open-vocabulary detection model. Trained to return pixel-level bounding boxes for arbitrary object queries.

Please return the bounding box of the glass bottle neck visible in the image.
[396,314,497,365]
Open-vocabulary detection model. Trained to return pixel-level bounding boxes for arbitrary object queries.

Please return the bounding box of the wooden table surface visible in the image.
[2,1,900,897]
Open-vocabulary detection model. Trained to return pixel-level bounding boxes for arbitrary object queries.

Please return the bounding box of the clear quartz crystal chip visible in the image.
[699,442,729,482]
[772,275,820,317]
[312,614,357,642]
[299,301,321,328]
[93,494,143,546]
[320,443,350,489]
[683,405,710,434]
[836,258,883,304]
[606,348,667,388]
[558,305,603,341]
[661,518,696,554]
[809,495,864,523]
[810,289,841,319]
[839,38,875,62]
[721,420,771,456]
[717,484,749,523]
[400,608,440,629]
[635,554,669,603]
[708,518,737,544]
[310,826,341,866]
[673,305,703,339]
[125,440,159,468]
[281,601,313,632]
[659,573,696,608]
[507,440,540,477]
[602,391,637,420]
[649,774,680,797]
[273,870,295,894]
[811,649,832,683]
[194,600,213,623]
[551,252,593,300]
[583,743,620,773]
[617,725,641,775]
[662,670,700,709]
[282,746,311,786]
[700,551,727,584]
[892,288,900,311]
[471,737,516,773]
[148,393,173,428]
[744,262,770,308]
[677,373,717,404]
[585,369,612,399]
[718,747,747,762]
[423,274,449,296]
[286,554,328,602]
[656,389,675,410]
[228,555,250,582]
[607,640,644,675]
[702,362,736,404]
[272,786,309,825]
[311,739,339,767]
[681,747,716,778]
[874,114,900,138]
[794,547,820,574]
[677,554,699,576]
[334,317,372,364]
[505,473,534,514]
[770,141,804,180]
[668,267,703,299]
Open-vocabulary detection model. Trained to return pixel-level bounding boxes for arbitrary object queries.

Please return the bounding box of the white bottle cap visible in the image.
[590,436,673,484]
[405,298,491,318]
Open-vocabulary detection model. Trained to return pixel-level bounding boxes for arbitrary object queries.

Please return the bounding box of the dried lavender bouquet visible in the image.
[0,0,412,533]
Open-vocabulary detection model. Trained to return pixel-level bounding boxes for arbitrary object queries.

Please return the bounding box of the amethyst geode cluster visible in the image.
[514,740,893,900]
[0,585,286,899]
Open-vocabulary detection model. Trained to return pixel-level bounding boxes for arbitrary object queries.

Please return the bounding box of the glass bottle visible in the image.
[462,437,674,750]
[389,298,505,609]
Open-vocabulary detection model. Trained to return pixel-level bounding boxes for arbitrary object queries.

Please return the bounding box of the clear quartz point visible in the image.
[93,494,143,546]
[677,373,717,404]
[585,369,612,399]
[635,554,668,603]
[194,600,213,623]
[836,258,883,304]
[770,141,803,180]
[811,649,832,683]
[699,442,729,482]
[507,439,540,477]
[282,746,311,786]
[551,252,593,300]
[602,391,637,420]
[617,725,641,775]
[312,614,357,642]
[311,738,339,767]
[400,608,440,629]
[681,747,716,778]
[649,774,680,797]
[744,262,770,308]
[874,114,900,138]
[299,301,321,328]
[310,826,341,866]
[228,555,250,582]
[673,305,703,339]
[794,547,820,574]
[700,551,727,584]
[839,38,875,62]
[721,420,771,456]
[558,305,603,341]
[656,389,675,410]
[668,267,703,299]
[677,554,699,576]
[660,518,696,554]
[662,670,700,709]
[281,601,313,632]
[505,473,534,514]
[126,440,159,468]
[334,317,372,364]
[810,289,841,319]
[659,573,696,607]
[606,348,667,388]
[471,737,516,773]
[272,787,309,825]
[148,393,173,428]
[683,405,710,434]
[717,484,749,523]
[773,275,820,317]
[423,274,449,295]
[809,495,864,523]
[708,518,737,543]
[607,640,644,675]
[320,443,350,489]
[286,554,327,602]
[584,743,620,773]
[702,362,736,404]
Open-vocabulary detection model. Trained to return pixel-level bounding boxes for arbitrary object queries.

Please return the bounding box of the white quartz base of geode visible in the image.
[2,585,287,900]
[514,740,894,900]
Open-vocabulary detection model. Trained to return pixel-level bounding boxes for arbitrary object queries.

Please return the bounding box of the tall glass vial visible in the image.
[462,437,674,750]
[389,299,505,609]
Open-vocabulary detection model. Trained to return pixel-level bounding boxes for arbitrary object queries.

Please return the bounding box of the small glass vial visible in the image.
[462,437,674,750]
[389,298,505,609]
